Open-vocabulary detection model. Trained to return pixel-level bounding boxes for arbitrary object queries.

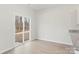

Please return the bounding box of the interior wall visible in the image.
[36,6,78,45]
[0,5,36,53]
[1,4,79,53]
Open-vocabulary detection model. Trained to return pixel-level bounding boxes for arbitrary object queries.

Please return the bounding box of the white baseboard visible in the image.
[37,38,73,46]
[0,38,72,54]
[0,46,15,54]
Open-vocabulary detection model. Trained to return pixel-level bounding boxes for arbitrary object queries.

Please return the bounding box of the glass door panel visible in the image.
[24,17,29,31]
[15,16,23,43]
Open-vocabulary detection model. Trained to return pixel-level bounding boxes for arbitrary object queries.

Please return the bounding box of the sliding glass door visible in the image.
[15,16,31,44]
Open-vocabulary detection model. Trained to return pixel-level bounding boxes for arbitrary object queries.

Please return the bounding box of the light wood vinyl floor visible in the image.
[3,40,74,54]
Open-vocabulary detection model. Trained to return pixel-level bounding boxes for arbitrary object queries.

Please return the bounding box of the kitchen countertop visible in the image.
[69,29,79,33]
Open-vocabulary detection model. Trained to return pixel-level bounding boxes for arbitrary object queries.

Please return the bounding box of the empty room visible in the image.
[0,4,79,54]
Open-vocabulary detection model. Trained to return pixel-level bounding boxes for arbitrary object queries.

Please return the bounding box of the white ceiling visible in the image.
[26,4,77,11]
[27,4,60,10]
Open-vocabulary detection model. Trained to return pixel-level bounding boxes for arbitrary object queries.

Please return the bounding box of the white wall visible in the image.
[0,5,36,53]
[36,6,78,45]
[1,4,79,53]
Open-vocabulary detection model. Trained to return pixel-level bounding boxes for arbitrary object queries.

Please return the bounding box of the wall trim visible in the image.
[37,38,73,46]
[0,38,73,54]
[0,44,23,54]
[0,46,15,54]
